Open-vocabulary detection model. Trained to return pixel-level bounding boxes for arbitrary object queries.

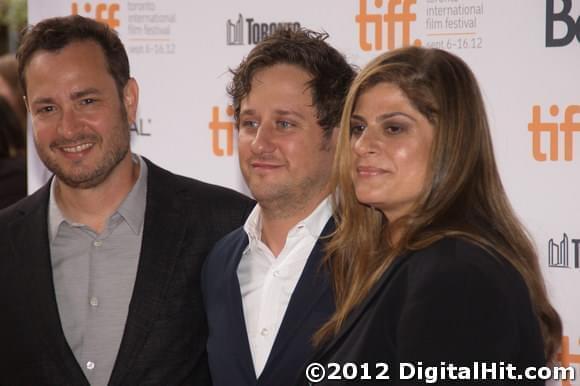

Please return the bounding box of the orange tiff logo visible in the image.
[558,336,579,386]
[356,0,421,51]
[71,2,120,29]
[209,105,235,157]
[528,105,580,161]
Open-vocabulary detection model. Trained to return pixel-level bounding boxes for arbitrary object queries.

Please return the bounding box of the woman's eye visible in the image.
[385,125,405,135]
[350,124,366,137]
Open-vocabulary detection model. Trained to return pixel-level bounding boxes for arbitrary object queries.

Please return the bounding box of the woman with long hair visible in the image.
[303,47,561,385]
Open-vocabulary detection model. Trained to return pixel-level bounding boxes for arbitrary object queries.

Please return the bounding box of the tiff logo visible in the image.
[209,105,235,156]
[528,105,580,161]
[227,14,244,45]
[71,2,120,29]
[548,233,580,269]
[356,0,421,51]
[558,336,580,386]
[546,0,580,47]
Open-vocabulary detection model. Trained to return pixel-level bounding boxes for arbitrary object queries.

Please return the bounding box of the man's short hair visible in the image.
[17,15,129,97]
[228,28,355,138]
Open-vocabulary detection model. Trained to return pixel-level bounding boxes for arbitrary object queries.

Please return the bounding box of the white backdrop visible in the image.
[27,1,580,383]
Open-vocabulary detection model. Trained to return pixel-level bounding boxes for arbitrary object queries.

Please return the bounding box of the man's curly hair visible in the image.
[227,28,355,139]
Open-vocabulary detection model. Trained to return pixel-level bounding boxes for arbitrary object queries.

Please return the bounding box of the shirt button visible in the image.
[86,361,95,370]
[93,240,102,247]
[273,270,281,277]
[260,328,269,336]
[89,297,99,307]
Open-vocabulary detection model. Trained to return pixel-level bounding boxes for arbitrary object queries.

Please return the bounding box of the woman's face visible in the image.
[350,82,434,222]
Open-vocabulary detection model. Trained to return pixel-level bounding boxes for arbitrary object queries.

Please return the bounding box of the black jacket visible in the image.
[0,155,26,210]
[300,237,546,385]
[0,158,254,386]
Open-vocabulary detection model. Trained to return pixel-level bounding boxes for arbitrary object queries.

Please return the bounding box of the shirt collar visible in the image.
[243,196,333,244]
[48,154,148,242]
[48,182,67,243]
[243,203,262,244]
[116,154,148,234]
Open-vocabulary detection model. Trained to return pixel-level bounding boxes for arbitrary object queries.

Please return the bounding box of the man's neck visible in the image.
[54,154,140,234]
[259,193,328,257]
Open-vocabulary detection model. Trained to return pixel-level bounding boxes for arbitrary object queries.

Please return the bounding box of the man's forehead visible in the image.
[244,68,314,103]
[251,63,312,85]
[239,95,316,115]
[24,46,119,104]
[26,40,106,71]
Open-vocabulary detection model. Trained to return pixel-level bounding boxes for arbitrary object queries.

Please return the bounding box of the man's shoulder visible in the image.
[203,227,247,274]
[208,226,248,256]
[0,183,49,230]
[145,158,253,207]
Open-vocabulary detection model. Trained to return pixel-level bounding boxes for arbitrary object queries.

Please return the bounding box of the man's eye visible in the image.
[240,120,259,129]
[80,98,96,105]
[277,120,294,129]
[37,106,55,114]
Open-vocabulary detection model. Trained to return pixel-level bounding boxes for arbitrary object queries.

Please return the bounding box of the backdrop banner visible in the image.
[26,1,580,384]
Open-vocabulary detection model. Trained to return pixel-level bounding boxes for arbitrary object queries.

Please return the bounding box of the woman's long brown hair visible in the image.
[315,47,562,362]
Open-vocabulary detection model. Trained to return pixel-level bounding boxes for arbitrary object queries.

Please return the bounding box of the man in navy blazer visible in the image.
[0,15,253,385]
[202,28,354,385]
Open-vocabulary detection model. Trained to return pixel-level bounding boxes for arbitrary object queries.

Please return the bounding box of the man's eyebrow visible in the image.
[70,88,101,100]
[30,96,55,106]
[239,108,307,120]
[273,109,306,120]
[239,108,256,117]
[30,88,103,106]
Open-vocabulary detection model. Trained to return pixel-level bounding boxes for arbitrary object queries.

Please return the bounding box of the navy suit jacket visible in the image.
[203,218,335,386]
[0,158,254,386]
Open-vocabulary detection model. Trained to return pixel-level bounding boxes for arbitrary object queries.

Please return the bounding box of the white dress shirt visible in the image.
[237,197,332,377]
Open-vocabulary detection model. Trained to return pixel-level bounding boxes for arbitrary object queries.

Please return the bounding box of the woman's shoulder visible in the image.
[388,238,545,368]
[401,237,528,299]
[406,237,508,273]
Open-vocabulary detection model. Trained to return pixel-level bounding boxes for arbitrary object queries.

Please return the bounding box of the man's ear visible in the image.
[322,125,340,152]
[330,125,340,146]
[123,78,139,123]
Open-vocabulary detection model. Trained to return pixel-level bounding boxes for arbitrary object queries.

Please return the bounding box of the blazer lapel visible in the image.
[9,185,89,384]
[260,219,335,373]
[108,161,188,386]
[225,232,258,381]
[310,250,410,362]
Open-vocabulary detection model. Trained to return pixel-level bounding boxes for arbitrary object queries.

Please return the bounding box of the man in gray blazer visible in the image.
[0,15,253,386]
